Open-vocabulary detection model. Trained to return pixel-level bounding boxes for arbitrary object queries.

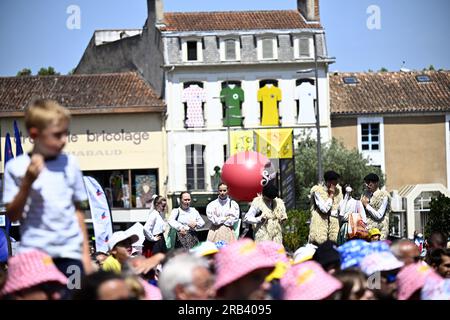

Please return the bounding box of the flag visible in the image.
[0,228,11,263]
[13,120,23,156]
[4,133,14,163]
[1,133,14,260]
[83,176,113,253]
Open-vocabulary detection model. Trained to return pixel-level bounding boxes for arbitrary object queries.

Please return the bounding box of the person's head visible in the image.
[190,242,219,273]
[281,261,343,300]
[153,195,167,213]
[427,231,448,251]
[73,271,134,300]
[179,191,191,210]
[0,250,67,300]
[25,99,71,158]
[159,253,215,300]
[391,239,421,265]
[334,269,375,300]
[396,262,441,300]
[94,252,109,268]
[312,240,341,275]
[368,228,382,242]
[218,183,228,200]
[429,248,450,279]
[364,173,380,193]
[214,239,276,300]
[323,171,340,189]
[262,182,278,201]
[109,231,139,264]
[360,251,405,300]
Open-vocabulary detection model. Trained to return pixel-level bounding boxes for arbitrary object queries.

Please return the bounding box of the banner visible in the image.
[255,129,293,159]
[83,176,113,253]
[13,120,23,156]
[230,130,254,156]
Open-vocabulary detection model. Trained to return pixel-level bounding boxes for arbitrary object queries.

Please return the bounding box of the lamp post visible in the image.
[313,33,323,183]
[297,32,335,183]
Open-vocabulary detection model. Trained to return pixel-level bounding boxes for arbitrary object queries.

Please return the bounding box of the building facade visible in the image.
[159,0,334,211]
[330,70,450,238]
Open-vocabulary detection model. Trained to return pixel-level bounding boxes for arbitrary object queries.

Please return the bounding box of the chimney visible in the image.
[147,0,165,27]
[297,0,317,21]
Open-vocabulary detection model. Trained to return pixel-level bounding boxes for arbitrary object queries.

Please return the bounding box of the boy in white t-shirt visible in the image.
[3,99,92,277]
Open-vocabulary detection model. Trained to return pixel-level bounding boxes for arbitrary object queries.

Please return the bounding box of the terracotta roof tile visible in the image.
[330,71,450,115]
[163,10,321,32]
[0,72,165,114]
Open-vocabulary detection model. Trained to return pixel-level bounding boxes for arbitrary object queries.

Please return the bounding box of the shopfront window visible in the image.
[413,191,441,234]
[83,169,158,209]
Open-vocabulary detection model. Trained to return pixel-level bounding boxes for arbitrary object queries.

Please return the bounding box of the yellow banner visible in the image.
[230,130,254,155]
[255,129,293,159]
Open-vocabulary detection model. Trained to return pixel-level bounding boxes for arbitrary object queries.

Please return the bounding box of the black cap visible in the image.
[323,170,340,182]
[262,182,279,200]
[364,173,380,183]
[312,240,341,270]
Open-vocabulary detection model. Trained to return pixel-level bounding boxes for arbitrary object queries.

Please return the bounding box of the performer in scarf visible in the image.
[309,171,343,245]
[361,173,391,240]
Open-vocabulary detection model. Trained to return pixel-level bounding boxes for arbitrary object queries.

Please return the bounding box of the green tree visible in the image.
[16,68,32,76]
[283,209,310,252]
[425,194,450,239]
[294,136,385,210]
[67,68,76,75]
[37,66,59,76]
[379,67,388,72]
[428,65,435,71]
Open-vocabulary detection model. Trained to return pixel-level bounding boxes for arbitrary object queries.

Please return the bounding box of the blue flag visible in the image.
[4,133,14,163]
[13,120,23,156]
[2,133,14,260]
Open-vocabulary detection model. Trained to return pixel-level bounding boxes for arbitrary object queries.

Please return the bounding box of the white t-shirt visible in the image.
[295,82,316,124]
[3,153,87,260]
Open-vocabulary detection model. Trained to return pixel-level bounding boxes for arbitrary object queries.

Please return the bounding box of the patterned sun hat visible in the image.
[397,262,442,300]
[1,249,67,296]
[257,240,289,264]
[360,251,404,276]
[190,241,219,257]
[293,244,317,264]
[214,239,276,291]
[280,260,343,300]
[421,276,450,300]
[338,240,371,269]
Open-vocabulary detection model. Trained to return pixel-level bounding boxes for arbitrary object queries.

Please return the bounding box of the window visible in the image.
[343,76,358,84]
[258,37,277,60]
[416,75,431,83]
[186,144,206,190]
[361,123,380,151]
[182,39,203,62]
[262,39,273,59]
[295,37,312,58]
[187,41,198,61]
[414,191,441,235]
[83,169,159,209]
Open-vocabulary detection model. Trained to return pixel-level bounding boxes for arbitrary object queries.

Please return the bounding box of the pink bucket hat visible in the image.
[257,241,289,264]
[280,260,343,300]
[397,262,442,300]
[1,249,67,296]
[214,239,276,291]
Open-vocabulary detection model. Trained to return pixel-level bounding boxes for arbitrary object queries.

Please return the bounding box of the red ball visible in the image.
[221,151,270,202]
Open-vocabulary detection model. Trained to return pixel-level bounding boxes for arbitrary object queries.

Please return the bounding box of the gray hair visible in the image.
[158,253,209,300]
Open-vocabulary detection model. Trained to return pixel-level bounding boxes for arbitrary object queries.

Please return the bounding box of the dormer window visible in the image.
[220,38,240,61]
[182,38,203,62]
[257,37,278,60]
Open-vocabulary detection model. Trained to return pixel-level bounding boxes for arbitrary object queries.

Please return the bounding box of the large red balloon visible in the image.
[221,151,270,202]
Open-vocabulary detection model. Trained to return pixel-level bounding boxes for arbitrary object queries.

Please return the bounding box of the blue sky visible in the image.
[0,0,448,76]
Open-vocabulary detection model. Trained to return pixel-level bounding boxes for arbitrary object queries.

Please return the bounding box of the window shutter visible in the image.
[262,39,273,59]
[225,40,236,60]
[299,38,310,57]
